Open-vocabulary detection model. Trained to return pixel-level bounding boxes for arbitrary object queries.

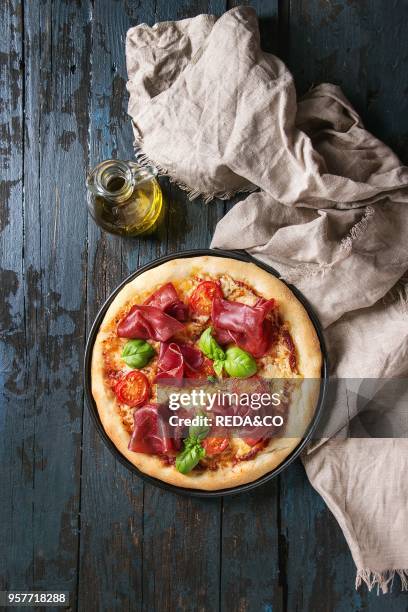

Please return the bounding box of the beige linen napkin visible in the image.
[126,6,408,592]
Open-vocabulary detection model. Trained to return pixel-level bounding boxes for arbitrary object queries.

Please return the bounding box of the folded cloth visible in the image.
[126,6,408,592]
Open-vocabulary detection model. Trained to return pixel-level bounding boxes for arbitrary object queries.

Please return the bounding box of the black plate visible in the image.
[84,249,329,498]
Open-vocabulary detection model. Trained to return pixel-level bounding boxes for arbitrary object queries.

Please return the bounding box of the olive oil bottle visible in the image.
[86,160,163,237]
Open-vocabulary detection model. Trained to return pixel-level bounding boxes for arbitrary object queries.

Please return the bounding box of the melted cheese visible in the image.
[219,275,259,305]
[230,437,252,457]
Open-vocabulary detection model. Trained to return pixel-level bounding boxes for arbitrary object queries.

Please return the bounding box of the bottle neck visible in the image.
[91,160,134,204]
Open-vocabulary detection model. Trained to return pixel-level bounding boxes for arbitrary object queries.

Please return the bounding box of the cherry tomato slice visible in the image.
[245,438,263,447]
[114,371,150,407]
[202,437,229,457]
[189,281,223,316]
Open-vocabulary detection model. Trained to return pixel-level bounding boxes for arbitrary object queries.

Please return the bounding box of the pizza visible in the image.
[91,256,322,490]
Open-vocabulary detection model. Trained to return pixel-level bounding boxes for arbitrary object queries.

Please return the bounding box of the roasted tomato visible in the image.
[114,371,150,407]
[202,437,230,457]
[244,438,263,447]
[189,281,223,316]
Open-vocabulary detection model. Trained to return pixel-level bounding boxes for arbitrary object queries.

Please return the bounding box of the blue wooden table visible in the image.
[1,1,408,610]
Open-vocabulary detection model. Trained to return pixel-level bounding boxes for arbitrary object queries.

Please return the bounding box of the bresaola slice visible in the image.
[117,283,187,341]
[155,342,184,384]
[212,296,276,358]
[144,282,188,321]
[166,300,189,321]
[178,343,204,375]
[128,404,179,454]
[117,305,184,342]
[155,342,204,384]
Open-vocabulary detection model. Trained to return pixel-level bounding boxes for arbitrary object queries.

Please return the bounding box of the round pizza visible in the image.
[91,256,322,490]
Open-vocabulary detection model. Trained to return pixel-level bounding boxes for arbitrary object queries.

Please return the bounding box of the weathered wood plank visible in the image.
[362,1,408,163]
[27,0,91,597]
[285,0,368,103]
[0,0,27,590]
[77,1,156,611]
[221,480,284,612]
[278,462,357,612]
[1,0,91,602]
[287,0,408,164]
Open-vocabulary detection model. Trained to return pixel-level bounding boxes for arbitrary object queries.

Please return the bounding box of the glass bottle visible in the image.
[86,159,163,237]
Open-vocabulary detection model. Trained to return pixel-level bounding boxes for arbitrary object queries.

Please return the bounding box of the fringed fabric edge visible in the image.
[133,141,257,204]
[340,205,375,251]
[277,261,335,284]
[355,569,408,594]
[278,204,376,284]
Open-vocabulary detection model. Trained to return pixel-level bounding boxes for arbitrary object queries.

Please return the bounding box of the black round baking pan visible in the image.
[84,248,329,498]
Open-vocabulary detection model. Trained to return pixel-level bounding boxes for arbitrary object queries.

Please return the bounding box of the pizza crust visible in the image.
[91,256,323,491]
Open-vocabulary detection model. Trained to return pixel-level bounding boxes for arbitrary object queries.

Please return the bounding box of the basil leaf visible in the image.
[175,441,206,474]
[224,346,257,378]
[189,415,211,442]
[213,360,224,377]
[198,328,257,378]
[198,327,225,362]
[122,339,155,369]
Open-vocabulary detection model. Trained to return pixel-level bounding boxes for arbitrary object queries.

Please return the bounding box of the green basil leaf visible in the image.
[175,442,206,474]
[121,339,155,369]
[224,346,257,378]
[183,436,197,450]
[198,327,213,357]
[189,414,211,442]
[198,327,225,362]
[213,360,224,377]
[207,375,217,383]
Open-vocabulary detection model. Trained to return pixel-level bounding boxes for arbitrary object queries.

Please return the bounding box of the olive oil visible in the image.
[86,160,163,237]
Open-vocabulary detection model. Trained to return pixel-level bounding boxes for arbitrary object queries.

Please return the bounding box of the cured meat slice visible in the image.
[212,296,276,357]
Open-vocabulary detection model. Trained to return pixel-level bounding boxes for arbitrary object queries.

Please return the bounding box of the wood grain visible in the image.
[1,1,408,611]
[1,0,90,602]
[286,0,408,164]
[78,1,147,610]
[0,0,27,591]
